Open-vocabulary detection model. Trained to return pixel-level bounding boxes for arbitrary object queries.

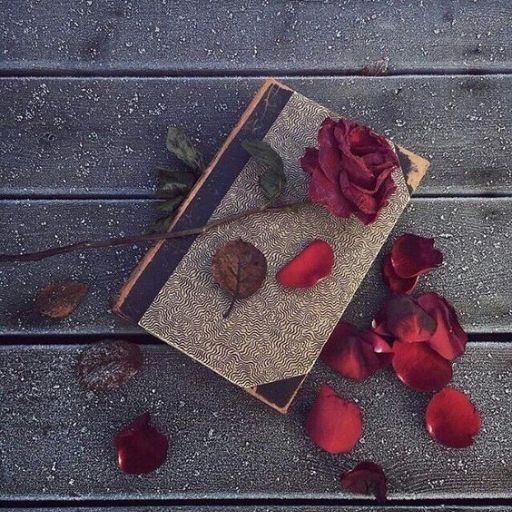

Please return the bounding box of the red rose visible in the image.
[301,118,400,225]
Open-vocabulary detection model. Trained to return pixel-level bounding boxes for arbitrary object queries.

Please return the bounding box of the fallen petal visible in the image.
[115,412,169,474]
[416,292,468,361]
[373,295,436,343]
[340,461,387,503]
[392,341,452,392]
[321,321,392,381]
[382,253,418,294]
[277,239,334,288]
[390,233,443,278]
[426,388,481,448]
[305,384,362,454]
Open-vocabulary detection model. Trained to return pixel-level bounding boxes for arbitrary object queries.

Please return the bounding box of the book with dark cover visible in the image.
[114,79,429,413]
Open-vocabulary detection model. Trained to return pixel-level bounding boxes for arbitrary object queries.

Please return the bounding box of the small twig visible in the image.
[0,200,307,264]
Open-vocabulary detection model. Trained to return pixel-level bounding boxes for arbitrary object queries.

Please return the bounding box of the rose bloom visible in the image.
[301,118,400,225]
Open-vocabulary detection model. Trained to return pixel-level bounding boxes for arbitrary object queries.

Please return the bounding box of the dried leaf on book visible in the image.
[211,239,267,318]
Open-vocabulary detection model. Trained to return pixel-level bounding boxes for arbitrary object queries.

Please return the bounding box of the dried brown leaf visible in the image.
[77,340,143,392]
[211,239,267,318]
[34,281,88,318]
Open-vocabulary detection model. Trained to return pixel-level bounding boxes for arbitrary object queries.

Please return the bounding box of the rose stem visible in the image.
[0,200,307,264]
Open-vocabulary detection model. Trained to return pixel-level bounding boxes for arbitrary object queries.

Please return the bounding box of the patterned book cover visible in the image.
[114,79,430,413]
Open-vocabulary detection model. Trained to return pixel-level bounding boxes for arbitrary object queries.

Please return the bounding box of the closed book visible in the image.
[114,79,429,413]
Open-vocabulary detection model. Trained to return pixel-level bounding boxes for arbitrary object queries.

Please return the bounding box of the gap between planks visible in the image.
[1,497,512,509]
[0,333,510,346]
[2,68,512,79]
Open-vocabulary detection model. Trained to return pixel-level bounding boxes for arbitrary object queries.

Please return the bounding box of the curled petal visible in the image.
[426,388,481,448]
[382,253,418,294]
[115,412,169,474]
[392,342,452,392]
[391,233,443,278]
[300,147,320,175]
[305,384,362,454]
[321,321,392,381]
[373,295,436,343]
[340,461,387,503]
[416,292,467,361]
[277,239,334,289]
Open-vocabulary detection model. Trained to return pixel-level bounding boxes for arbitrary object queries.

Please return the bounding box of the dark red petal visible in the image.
[340,461,387,503]
[392,342,452,392]
[374,295,436,342]
[114,412,169,474]
[321,322,390,381]
[277,240,334,288]
[382,253,418,294]
[416,292,468,361]
[305,384,362,454]
[362,329,393,367]
[426,388,481,448]
[300,147,319,175]
[390,233,443,278]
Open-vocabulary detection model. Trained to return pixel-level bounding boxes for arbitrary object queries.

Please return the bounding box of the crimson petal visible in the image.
[416,292,468,361]
[382,253,418,294]
[340,461,387,503]
[321,322,392,381]
[277,239,334,288]
[114,412,169,474]
[305,384,362,454]
[426,388,481,448]
[392,342,452,392]
[373,295,436,343]
[390,233,443,278]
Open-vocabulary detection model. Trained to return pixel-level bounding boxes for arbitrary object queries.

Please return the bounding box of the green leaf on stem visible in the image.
[166,127,205,173]
[242,139,286,202]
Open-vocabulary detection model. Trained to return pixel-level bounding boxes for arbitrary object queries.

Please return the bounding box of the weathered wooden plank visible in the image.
[1,76,511,197]
[4,508,512,512]
[1,1,511,74]
[0,198,510,336]
[0,343,510,499]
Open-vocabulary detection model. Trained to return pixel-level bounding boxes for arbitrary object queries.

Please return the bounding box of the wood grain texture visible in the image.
[1,76,511,197]
[1,1,511,74]
[4,508,512,512]
[1,198,511,336]
[0,343,510,500]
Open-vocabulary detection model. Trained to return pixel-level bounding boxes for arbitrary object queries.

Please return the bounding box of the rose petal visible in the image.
[373,295,436,342]
[392,342,452,392]
[308,164,354,217]
[416,292,467,360]
[426,388,481,448]
[321,322,392,380]
[300,148,319,175]
[340,461,387,503]
[277,239,334,288]
[305,384,362,454]
[382,253,419,294]
[390,233,443,278]
[362,329,393,367]
[114,412,169,474]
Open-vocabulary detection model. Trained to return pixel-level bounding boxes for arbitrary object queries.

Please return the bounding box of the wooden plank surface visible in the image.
[1,76,511,198]
[0,198,510,336]
[0,342,510,500]
[4,508,512,512]
[1,1,511,74]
